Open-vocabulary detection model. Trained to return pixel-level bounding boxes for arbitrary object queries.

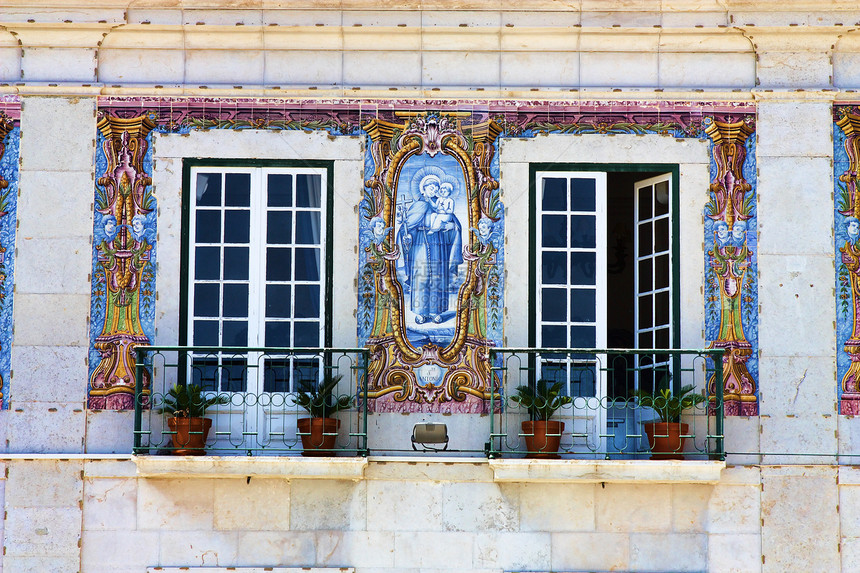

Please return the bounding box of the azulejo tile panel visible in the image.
[0,95,19,410]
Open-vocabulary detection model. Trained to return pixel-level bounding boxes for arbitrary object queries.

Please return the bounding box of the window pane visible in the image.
[296,174,322,207]
[266,248,292,281]
[222,284,249,317]
[194,284,219,317]
[265,321,291,347]
[192,358,219,391]
[542,325,566,348]
[655,291,670,325]
[655,328,670,349]
[541,288,566,321]
[541,251,567,284]
[263,359,290,393]
[193,320,218,346]
[295,248,321,281]
[638,221,652,257]
[266,285,292,318]
[638,184,653,219]
[570,215,596,248]
[222,321,248,346]
[296,211,321,245]
[655,254,670,289]
[196,173,221,206]
[570,289,596,322]
[542,215,566,248]
[223,247,249,281]
[571,365,596,397]
[638,294,653,328]
[638,258,652,293]
[293,360,321,390]
[638,331,652,349]
[294,285,321,318]
[195,211,221,243]
[195,246,220,280]
[570,325,595,347]
[220,359,247,392]
[570,252,596,285]
[654,180,670,216]
[294,322,320,347]
[267,212,293,244]
[268,174,293,207]
[225,173,251,206]
[542,178,566,211]
[224,210,250,243]
[654,217,669,253]
[570,178,596,211]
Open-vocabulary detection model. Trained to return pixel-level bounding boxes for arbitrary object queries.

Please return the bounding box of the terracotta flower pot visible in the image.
[643,422,689,460]
[167,417,212,456]
[297,417,340,456]
[521,420,565,459]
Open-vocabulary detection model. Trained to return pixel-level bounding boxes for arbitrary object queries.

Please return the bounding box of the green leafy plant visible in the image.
[159,383,228,418]
[511,379,573,421]
[634,382,706,423]
[295,374,354,418]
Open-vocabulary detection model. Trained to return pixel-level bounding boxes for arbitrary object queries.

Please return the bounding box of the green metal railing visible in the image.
[487,348,725,460]
[134,346,369,456]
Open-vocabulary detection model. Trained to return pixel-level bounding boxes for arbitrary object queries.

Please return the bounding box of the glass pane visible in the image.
[294,322,320,347]
[542,215,566,248]
[263,359,290,393]
[294,248,321,282]
[570,178,596,211]
[541,288,566,321]
[294,285,321,318]
[225,173,251,206]
[193,320,218,346]
[296,174,322,208]
[655,254,670,289]
[267,212,292,244]
[654,216,669,253]
[220,358,247,392]
[541,251,567,284]
[192,358,219,391]
[222,321,248,347]
[293,360,321,391]
[655,291,670,326]
[541,325,566,348]
[542,178,566,211]
[570,289,596,322]
[296,211,321,245]
[196,173,221,206]
[638,331,652,349]
[223,247,249,280]
[570,325,595,347]
[638,294,653,328]
[638,221,652,257]
[265,285,292,318]
[638,258,652,293]
[195,211,221,243]
[195,246,220,280]
[570,252,596,285]
[570,215,596,248]
[222,284,249,318]
[638,184,652,219]
[266,248,292,281]
[265,321,291,346]
[570,365,596,397]
[193,284,219,317]
[656,327,670,349]
[654,180,670,216]
[268,174,293,207]
[224,210,250,243]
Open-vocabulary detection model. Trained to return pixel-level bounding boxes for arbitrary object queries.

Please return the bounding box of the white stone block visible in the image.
[343,51,421,87]
[834,52,860,89]
[708,533,763,573]
[19,97,96,172]
[82,477,137,531]
[158,529,240,566]
[498,133,710,165]
[98,49,186,85]
[234,531,316,565]
[580,52,658,88]
[658,52,755,88]
[289,479,365,531]
[842,536,860,572]
[758,356,837,417]
[0,42,21,82]
[315,530,395,568]
[6,459,83,508]
[550,531,629,571]
[422,51,500,88]
[501,11,581,27]
[84,459,137,478]
[7,402,85,453]
[85,409,135,454]
[12,293,90,347]
[342,10,422,27]
[500,52,578,88]
[838,416,860,460]
[724,416,761,466]
[441,482,518,532]
[2,556,82,573]
[17,169,95,238]
[840,484,860,537]
[756,101,833,158]
[343,28,421,52]
[264,50,344,86]
[757,51,832,88]
[185,50,265,85]
[595,483,672,532]
[181,9,264,26]
[499,161,529,347]
[760,465,840,571]
[126,9,184,26]
[671,484,711,532]
[758,254,836,357]
[366,479,445,531]
[214,478,292,531]
[137,478,215,530]
[80,529,159,570]
[760,414,837,465]
[580,9,662,27]
[14,236,92,295]
[757,156,833,256]
[708,483,762,534]
[9,345,89,403]
[473,531,552,570]
[630,532,707,571]
[518,482,595,531]
[332,159,361,348]
[365,458,494,482]
[22,47,96,82]
[4,506,82,557]
[393,531,473,569]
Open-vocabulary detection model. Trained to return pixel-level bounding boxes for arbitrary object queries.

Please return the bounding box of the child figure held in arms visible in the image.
[428,182,455,234]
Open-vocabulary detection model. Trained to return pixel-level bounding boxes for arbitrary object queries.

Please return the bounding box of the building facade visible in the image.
[0,0,858,571]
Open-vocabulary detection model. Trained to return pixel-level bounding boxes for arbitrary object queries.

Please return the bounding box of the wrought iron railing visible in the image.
[487,348,725,460]
[134,346,369,456]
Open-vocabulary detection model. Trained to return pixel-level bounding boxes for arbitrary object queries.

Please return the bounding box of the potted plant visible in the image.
[295,374,353,456]
[511,379,573,458]
[634,382,706,460]
[160,383,228,455]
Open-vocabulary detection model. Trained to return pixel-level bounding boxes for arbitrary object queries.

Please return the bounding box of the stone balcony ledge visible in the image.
[133,454,368,480]
[489,458,726,483]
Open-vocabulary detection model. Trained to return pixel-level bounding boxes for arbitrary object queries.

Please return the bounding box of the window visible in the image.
[182,162,333,393]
